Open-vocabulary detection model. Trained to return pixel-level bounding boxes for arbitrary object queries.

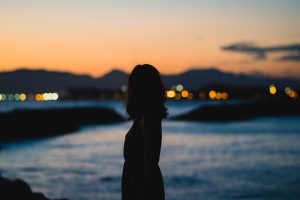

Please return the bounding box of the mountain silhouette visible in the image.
[161,68,299,89]
[98,69,128,89]
[0,68,298,93]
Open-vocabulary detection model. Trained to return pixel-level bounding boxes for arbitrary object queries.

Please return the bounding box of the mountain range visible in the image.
[0,68,299,93]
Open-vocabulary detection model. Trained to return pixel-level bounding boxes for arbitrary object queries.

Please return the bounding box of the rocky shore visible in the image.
[173,97,300,121]
[0,107,125,141]
[0,174,68,200]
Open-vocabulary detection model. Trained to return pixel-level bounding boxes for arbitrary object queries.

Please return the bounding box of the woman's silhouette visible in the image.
[122,64,167,200]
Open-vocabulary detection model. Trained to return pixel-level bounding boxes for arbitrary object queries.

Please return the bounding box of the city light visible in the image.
[0,92,59,101]
[166,90,176,98]
[121,85,127,93]
[1,94,7,101]
[19,93,26,101]
[35,94,43,101]
[28,94,35,101]
[8,94,14,101]
[216,92,222,100]
[269,84,277,95]
[175,93,181,100]
[209,90,217,99]
[287,89,298,99]
[14,93,19,101]
[187,93,193,100]
[181,90,189,98]
[166,88,195,100]
[52,93,59,100]
[176,85,184,92]
[222,92,229,100]
[208,90,228,100]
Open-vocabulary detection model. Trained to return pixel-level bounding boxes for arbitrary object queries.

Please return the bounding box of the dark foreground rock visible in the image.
[0,107,125,141]
[0,174,68,200]
[173,97,300,122]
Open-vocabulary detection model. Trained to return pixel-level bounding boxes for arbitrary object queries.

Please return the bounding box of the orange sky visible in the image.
[0,0,300,77]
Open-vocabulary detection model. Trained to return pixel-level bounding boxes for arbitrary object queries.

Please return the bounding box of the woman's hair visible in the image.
[126,64,168,119]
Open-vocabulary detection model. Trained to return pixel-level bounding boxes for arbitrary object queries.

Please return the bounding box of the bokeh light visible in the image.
[166,90,176,98]
[209,90,217,99]
[181,90,189,98]
[269,85,277,95]
[187,93,193,100]
[121,85,127,93]
[175,93,181,100]
[19,93,26,101]
[222,92,229,100]
[176,85,184,92]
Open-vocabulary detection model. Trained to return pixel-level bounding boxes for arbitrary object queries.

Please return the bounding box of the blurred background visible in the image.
[1,0,300,199]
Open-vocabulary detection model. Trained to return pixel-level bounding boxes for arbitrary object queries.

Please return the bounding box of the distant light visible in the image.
[176,85,184,92]
[14,93,20,101]
[209,90,217,99]
[49,93,54,100]
[52,93,59,101]
[43,93,49,101]
[285,87,291,94]
[166,90,176,98]
[288,90,298,99]
[19,93,26,101]
[175,93,181,100]
[222,92,229,100]
[35,94,43,101]
[199,92,206,99]
[0,94,2,101]
[28,94,34,101]
[1,94,7,101]
[8,94,14,101]
[269,85,277,95]
[121,85,127,93]
[187,93,193,100]
[216,92,222,100]
[181,90,189,98]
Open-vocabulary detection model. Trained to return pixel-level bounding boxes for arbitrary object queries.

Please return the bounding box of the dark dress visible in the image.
[122,115,165,200]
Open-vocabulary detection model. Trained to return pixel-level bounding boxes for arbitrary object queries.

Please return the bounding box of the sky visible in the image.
[0,0,300,77]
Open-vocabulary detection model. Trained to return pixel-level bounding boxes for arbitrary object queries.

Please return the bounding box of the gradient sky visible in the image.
[1,0,300,77]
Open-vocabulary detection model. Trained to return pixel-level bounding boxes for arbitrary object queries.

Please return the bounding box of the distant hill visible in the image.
[161,68,299,90]
[0,68,299,93]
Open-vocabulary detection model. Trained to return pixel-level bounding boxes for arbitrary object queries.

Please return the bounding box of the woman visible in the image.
[122,64,167,200]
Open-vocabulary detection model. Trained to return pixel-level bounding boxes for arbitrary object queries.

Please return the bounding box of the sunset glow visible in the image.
[1,0,300,77]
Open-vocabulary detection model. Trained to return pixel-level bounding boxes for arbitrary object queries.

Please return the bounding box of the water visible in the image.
[1,101,300,200]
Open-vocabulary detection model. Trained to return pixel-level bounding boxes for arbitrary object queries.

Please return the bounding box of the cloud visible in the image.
[222,42,267,59]
[222,42,300,62]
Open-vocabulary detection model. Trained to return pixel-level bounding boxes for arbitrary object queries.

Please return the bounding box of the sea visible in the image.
[0,100,300,200]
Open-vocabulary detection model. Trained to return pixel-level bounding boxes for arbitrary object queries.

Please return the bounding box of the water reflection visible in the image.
[1,118,300,199]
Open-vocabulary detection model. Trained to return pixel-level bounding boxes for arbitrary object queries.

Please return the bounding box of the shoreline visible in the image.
[0,107,125,141]
[172,97,300,122]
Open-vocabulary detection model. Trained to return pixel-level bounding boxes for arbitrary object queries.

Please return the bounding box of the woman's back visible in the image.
[122,116,165,200]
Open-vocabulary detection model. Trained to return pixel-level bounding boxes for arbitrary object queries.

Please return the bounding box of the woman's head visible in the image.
[126,64,167,119]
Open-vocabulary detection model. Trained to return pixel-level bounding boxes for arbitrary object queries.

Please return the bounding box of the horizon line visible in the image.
[1,66,295,79]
